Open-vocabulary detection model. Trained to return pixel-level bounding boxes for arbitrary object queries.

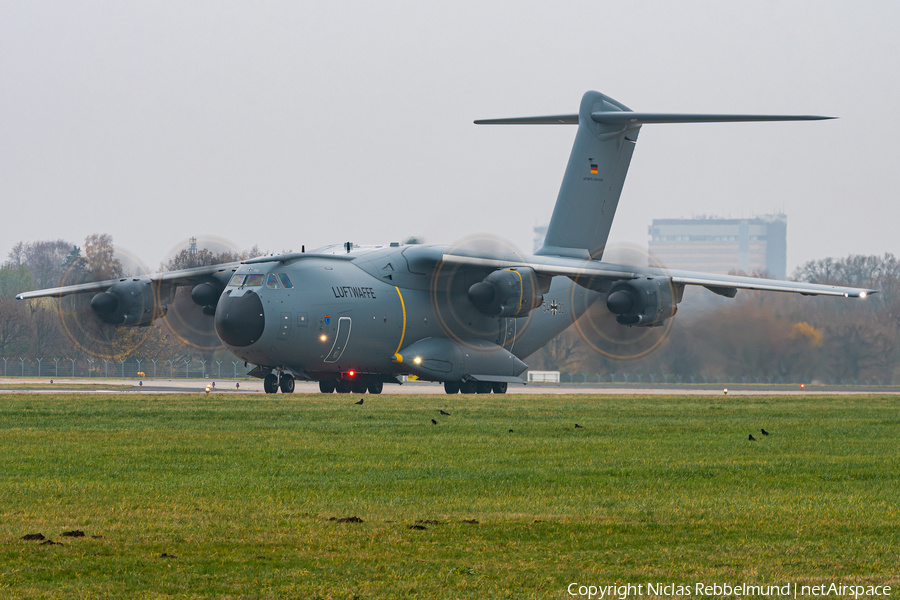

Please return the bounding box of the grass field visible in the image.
[1,392,898,598]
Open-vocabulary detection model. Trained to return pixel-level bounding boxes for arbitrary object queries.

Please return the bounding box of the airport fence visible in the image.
[0,357,254,380]
[0,358,890,386]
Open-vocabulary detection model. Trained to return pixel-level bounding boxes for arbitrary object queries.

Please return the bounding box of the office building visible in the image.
[647,214,787,279]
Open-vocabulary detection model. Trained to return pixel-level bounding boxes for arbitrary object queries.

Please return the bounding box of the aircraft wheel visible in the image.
[335,380,352,394]
[351,380,368,394]
[475,381,492,394]
[367,381,383,394]
[459,380,477,394]
[444,381,460,394]
[319,380,335,394]
[279,374,295,394]
[263,373,279,394]
[491,382,507,394]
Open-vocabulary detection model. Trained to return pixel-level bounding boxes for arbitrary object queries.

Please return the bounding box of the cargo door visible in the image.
[324,317,352,363]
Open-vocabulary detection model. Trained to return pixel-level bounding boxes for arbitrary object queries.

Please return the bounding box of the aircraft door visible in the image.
[324,316,352,363]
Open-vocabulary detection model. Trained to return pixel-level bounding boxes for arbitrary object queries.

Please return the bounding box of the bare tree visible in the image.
[28,301,64,357]
[5,242,26,267]
[162,244,263,272]
[6,239,75,290]
[0,297,29,356]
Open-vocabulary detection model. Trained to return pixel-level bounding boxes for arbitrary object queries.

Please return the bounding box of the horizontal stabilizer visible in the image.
[476,113,834,125]
[474,114,578,125]
[590,112,835,124]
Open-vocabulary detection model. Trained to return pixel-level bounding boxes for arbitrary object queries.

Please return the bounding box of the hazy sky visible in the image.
[2,1,898,275]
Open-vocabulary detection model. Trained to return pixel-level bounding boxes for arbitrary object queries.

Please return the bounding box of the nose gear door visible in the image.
[324,317,352,363]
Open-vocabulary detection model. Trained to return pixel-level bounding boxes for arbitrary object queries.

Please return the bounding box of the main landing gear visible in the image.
[444,380,507,394]
[319,378,384,394]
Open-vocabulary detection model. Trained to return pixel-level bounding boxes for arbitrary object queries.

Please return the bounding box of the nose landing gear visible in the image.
[263,369,296,394]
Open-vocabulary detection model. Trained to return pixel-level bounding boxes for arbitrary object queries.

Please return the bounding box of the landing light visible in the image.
[320,334,327,342]
[413,356,422,364]
[860,291,867,299]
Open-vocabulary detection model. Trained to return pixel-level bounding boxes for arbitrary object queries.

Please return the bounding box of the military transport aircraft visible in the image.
[17,91,876,395]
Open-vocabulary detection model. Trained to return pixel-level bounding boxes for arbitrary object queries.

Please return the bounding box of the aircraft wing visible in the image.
[439,253,639,281]
[15,262,242,300]
[664,269,874,298]
[440,253,876,298]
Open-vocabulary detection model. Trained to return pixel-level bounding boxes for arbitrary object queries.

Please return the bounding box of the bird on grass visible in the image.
[761,428,770,436]
[508,429,513,433]
[439,410,450,416]
[431,419,438,425]
[574,424,583,429]
[749,434,756,441]
[354,398,363,405]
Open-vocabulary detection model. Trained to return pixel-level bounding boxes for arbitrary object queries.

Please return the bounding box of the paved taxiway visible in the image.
[2,378,900,395]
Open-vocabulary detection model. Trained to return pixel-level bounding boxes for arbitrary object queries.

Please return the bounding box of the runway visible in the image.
[2,378,900,395]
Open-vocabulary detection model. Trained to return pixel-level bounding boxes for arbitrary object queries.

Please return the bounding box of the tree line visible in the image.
[0,235,261,370]
[528,254,900,384]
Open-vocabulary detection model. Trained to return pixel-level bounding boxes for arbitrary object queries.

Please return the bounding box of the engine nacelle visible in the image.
[90,279,163,326]
[191,281,225,315]
[605,277,680,327]
[468,267,544,317]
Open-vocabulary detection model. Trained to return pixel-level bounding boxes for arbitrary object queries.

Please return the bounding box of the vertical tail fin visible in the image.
[537,91,639,259]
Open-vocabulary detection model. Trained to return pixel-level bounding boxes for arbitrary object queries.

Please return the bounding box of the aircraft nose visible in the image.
[214,290,265,347]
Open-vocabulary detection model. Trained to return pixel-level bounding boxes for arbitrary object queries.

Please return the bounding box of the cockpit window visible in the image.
[278,273,293,289]
[228,274,247,287]
[266,273,281,289]
[245,274,265,287]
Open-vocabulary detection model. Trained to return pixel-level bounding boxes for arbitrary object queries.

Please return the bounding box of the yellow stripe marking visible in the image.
[394,286,407,357]
[511,269,524,312]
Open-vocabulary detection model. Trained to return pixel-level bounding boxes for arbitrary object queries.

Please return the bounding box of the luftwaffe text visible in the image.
[332,286,377,299]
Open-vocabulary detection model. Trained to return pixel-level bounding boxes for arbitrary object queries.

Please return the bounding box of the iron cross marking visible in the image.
[543,300,563,315]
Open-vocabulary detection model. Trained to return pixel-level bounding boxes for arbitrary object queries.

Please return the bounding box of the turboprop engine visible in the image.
[467,267,545,317]
[90,279,163,326]
[605,277,682,327]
